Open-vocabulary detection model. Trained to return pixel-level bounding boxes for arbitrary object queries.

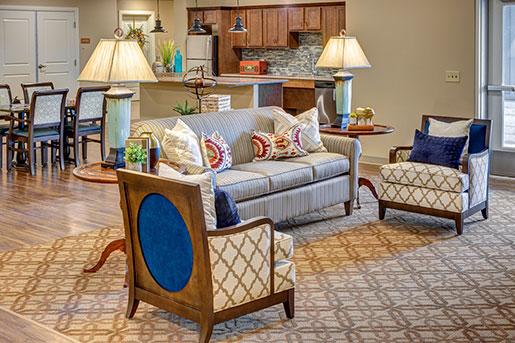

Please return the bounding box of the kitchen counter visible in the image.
[221,73,334,82]
[140,73,285,120]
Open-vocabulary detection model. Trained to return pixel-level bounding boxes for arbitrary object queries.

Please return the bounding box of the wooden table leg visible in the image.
[356,177,379,209]
[83,238,126,273]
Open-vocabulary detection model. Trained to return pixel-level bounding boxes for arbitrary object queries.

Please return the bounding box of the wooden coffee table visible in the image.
[320,124,395,208]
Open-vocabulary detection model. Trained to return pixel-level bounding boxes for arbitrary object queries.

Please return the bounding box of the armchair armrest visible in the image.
[320,134,362,200]
[462,149,490,208]
[207,216,275,312]
[389,146,413,163]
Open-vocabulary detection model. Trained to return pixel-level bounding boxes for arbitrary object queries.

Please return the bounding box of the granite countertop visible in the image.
[155,73,288,87]
[221,73,334,82]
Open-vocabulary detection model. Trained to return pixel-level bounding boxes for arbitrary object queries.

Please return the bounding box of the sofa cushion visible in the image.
[274,231,293,262]
[232,161,313,192]
[380,161,469,193]
[216,169,270,201]
[288,152,349,181]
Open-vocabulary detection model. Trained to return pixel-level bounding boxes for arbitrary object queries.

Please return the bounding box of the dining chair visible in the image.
[7,88,68,175]
[0,84,12,169]
[66,86,109,166]
[21,82,55,166]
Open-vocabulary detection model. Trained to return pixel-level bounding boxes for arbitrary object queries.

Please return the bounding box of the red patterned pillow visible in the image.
[201,131,232,172]
[252,125,308,161]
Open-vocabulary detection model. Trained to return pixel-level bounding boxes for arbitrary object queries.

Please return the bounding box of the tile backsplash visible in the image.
[241,32,337,77]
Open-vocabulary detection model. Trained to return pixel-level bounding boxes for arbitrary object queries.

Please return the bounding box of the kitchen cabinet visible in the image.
[203,10,217,24]
[230,9,247,48]
[304,7,321,30]
[322,6,346,44]
[246,9,263,47]
[263,8,288,47]
[288,7,320,32]
[288,7,304,31]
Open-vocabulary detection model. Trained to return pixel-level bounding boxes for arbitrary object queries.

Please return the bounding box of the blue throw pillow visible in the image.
[408,129,468,169]
[214,188,241,229]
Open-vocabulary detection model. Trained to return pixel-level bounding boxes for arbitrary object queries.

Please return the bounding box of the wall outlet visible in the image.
[445,70,461,83]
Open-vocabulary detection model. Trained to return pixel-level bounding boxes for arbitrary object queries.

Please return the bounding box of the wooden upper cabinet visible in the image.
[203,10,218,24]
[230,9,247,48]
[322,6,346,45]
[246,9,263,47]
[288,7,304,31]
[304,7,321,30]
[263,8,288,47]
[187,10,201,28]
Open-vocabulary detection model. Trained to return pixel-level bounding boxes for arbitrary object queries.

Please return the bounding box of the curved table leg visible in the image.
[83,239,126,273]
[356,177,379,209]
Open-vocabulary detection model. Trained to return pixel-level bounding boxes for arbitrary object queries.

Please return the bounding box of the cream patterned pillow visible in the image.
[428,118,473,158]
[158,162,217,231]
[273,107,327,153]
[161,119,204,166]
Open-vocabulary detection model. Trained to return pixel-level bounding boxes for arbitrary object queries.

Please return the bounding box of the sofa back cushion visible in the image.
[132,107,276,165]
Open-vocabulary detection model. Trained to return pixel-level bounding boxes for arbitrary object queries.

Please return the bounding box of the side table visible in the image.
[320,124,395,208]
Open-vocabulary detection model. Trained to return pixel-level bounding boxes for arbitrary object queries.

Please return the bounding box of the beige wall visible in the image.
[183,0,476,162]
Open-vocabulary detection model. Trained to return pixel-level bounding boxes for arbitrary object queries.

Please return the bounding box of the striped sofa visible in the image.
[132,107,361,223]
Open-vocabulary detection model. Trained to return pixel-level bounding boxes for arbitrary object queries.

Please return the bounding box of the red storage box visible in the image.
[240,60,268,75]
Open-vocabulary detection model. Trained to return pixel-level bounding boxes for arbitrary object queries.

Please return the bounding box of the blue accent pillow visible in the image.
[138,193,193,292]
[215,188,241,229]
[424,120,487,154]
[408,129,468,169]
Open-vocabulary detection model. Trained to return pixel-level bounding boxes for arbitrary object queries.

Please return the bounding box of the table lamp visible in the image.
[316,30,371,128]
[78,31,157,169]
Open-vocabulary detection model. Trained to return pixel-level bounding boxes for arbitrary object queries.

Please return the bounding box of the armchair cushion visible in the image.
[214,188,241,228]
[408,129,467,169]
[380,162,469,193]
[274,231,293,261]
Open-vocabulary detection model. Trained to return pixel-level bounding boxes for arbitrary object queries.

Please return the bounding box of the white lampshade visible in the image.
[316,35,371,70]
[78,39,157,83]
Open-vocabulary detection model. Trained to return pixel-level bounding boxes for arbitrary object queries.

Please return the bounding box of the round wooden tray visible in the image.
[72,162,118,184]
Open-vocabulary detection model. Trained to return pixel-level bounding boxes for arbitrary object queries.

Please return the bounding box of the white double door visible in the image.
[0,9,78,100]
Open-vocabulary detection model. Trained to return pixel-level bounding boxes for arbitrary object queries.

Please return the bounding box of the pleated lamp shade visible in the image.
[316,35,371,70]
[78,39,157,83]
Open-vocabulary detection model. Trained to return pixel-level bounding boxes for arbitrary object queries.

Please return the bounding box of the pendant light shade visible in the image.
[150,0,167,33]
[188,0,206,33]
[229,0,246,32]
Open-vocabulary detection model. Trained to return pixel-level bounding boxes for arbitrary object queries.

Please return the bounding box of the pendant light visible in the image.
[188,0,206,33]
[229,0,247,32]
[150,0,166,33]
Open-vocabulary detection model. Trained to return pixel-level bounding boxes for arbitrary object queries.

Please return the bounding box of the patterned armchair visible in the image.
[378,115,492,235]
[117,170,295,343]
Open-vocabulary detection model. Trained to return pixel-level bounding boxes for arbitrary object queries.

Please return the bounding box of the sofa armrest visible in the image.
[207,217,275,311]
[320,134,361,200]
[462,150,490,208]
[389,146,412,164]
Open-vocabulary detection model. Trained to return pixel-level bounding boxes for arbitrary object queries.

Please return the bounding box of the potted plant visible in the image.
[173,100,197,115]
[125,143,147,172]
[160,40,176,72]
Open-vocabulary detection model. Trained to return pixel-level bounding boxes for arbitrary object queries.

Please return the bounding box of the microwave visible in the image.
[240,60,268,75]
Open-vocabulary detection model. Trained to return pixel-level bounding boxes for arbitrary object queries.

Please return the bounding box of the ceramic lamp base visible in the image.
[333,71,354,129]
[102,148,126,169]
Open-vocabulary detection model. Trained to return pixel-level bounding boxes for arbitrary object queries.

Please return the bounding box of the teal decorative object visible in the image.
[174,49,183,73]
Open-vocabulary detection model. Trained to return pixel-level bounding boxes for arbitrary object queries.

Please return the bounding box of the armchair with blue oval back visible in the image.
[378,114,492,235]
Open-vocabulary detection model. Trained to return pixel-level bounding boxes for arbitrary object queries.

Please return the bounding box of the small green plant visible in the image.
[159,40,176,67]
[125,143,147,164]
[173,100,197,115]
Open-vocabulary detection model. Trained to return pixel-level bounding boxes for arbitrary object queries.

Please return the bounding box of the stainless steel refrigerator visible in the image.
[186,35,218,75]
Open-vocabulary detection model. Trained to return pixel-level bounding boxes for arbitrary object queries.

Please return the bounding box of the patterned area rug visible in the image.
[0,189,514,342]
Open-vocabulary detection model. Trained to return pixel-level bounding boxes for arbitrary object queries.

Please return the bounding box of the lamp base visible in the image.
[332,71,354,129]
[102,148,126,169]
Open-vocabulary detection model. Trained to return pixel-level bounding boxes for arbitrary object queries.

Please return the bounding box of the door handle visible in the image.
[38,64,47,70]
[487,85,515,92]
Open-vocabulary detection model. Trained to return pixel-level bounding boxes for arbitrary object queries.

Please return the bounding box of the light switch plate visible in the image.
[445,71,461,83]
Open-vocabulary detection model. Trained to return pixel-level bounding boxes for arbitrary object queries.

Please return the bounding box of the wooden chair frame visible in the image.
[7,89,68,175]
[66,86,109,166]
[0,84,12,169]
[380,114,492,235]
[117,170,294,342]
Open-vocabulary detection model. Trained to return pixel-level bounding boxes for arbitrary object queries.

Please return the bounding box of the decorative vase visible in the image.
[139,131,161,171]
[126,161,142,172]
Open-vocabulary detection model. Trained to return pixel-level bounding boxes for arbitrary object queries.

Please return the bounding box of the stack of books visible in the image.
[201,94,231,113]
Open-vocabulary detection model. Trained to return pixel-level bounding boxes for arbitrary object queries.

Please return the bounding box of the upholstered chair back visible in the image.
[117,169,214,314]
[75,86,109,121]
[21,82,54,104]
[0,84,12,106]
[132,107,277,165]
[30,89,68,127]
[421,115,491,154]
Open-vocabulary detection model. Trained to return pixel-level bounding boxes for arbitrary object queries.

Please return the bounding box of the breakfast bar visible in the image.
[140,73,287,120]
